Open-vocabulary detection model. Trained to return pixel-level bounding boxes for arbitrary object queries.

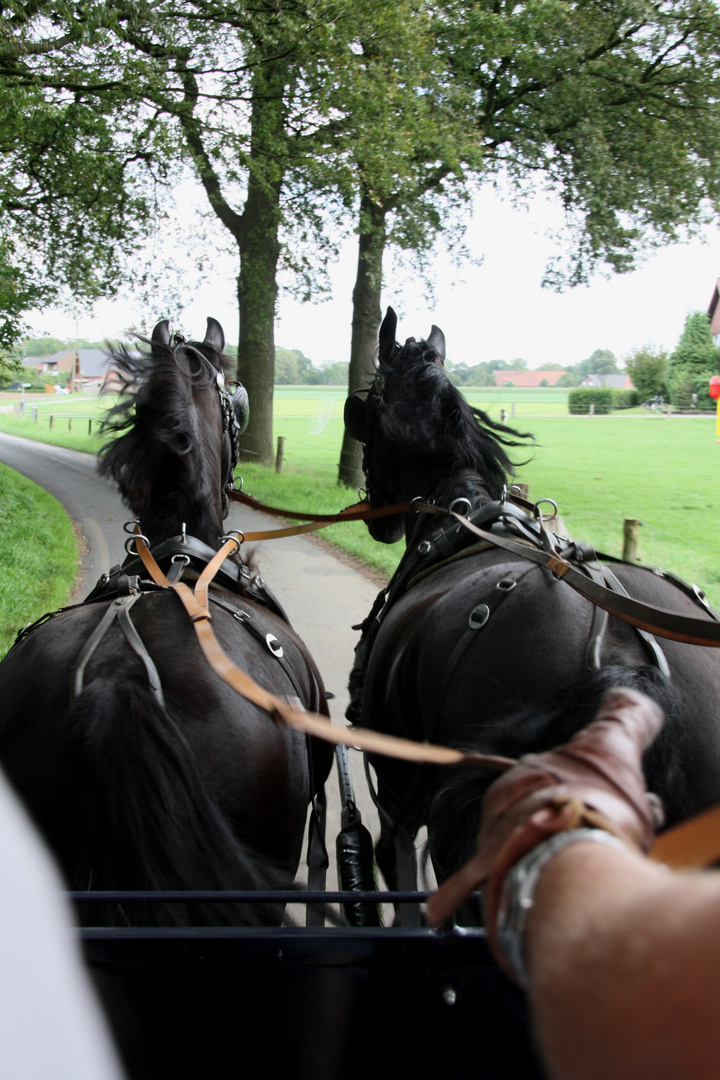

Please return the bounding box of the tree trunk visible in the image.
[235,62,288,466]
[337,194,387,490]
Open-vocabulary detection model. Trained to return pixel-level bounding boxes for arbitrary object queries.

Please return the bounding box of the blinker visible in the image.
[344,392,368,443]
[232,383,250,434]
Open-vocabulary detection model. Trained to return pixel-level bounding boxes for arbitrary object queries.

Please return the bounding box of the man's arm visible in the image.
[527,841,720,1080]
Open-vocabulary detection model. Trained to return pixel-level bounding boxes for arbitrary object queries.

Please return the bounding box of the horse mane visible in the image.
[98,334,230,544]
[375,337,534,497]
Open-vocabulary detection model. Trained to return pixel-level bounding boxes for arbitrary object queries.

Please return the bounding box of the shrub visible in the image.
[611,388,639,410]
[568,387,613,414]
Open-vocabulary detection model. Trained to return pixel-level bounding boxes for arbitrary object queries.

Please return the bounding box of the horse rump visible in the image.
[66,677,281,927]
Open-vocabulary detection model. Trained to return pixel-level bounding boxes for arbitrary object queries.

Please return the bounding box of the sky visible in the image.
[29,184,720,371]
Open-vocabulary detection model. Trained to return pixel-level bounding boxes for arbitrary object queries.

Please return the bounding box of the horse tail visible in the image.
[428,665,683,881]
[66,677,278,927]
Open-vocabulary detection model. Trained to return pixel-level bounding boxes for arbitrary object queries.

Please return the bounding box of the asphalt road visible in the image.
[0,431,405,895]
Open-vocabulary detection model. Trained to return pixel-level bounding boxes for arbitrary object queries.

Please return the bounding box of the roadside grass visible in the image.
[2,390,718,607]
[0,465,78,658]
[0,394,106,454]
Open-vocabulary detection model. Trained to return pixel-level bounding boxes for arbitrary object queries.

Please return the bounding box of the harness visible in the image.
[346,489,720,727]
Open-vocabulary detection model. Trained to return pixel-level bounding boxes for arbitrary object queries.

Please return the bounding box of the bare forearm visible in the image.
[526,844,720,1080]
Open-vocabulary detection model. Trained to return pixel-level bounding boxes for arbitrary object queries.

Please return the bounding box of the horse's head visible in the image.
[155,318,249,517]
[100,317,249,548]
[344,306,532,544]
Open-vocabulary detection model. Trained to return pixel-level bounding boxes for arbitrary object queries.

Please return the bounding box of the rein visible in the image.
[126,527,720,872]
[411,501,720,648]
[228,486,720,648]
[131,531,515,774]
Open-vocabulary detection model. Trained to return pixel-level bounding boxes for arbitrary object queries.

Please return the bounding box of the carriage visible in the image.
[1,312,719,1079]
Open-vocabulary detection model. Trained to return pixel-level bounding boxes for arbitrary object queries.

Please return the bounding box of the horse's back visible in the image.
[0,589,328,913]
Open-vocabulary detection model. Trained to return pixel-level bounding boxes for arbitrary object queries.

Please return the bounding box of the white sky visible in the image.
[29,184,720,371]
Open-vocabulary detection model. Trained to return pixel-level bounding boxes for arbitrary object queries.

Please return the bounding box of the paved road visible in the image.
[0,431,401,894]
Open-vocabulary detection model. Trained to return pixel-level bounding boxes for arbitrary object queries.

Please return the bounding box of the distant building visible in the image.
[22,349,111,390]
[494,369,567,388]
[707,278,720,346]
[580,373,634,390]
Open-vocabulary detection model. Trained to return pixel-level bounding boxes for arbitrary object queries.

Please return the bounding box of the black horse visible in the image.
[0,318,331,926]
[344,307,720,900]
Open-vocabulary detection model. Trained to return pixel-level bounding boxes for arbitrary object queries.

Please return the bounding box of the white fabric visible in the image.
[0,770,124,1079]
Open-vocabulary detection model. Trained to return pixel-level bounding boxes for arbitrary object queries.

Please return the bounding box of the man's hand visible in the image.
[428,687,665,929]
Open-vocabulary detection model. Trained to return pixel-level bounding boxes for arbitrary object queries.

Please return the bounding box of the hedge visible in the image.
[568,387,613,414]
[610,388,640,410]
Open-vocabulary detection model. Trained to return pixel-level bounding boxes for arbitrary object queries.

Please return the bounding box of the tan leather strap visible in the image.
[132,531,720,869]
[131,533,515,772]
[650,803,720,869]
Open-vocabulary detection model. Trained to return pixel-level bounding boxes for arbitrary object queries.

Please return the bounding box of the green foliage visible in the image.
[610,388,639,410]
[446,360,497,387]
[624,347,669,402]
[667,312,720,408]
[568,387,613,414]
[0,348,21,386]
[274,348,314,385]
[441,0,720,286]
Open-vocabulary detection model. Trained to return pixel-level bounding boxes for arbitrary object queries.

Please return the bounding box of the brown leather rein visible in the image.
[132,492,720,871]
[228,488,720,648]
[132,531,515,774]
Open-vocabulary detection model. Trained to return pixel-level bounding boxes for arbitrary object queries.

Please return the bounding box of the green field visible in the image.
[2,388,718,608]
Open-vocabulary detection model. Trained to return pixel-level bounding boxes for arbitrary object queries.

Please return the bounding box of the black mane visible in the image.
[98,334,229,546]
[374,336,534,500]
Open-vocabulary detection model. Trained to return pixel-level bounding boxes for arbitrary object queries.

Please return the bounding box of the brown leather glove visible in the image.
[427,687,665,930]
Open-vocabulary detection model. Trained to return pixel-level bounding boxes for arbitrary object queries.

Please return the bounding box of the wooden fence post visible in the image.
[623,518,639,563]
[275,436,285,474]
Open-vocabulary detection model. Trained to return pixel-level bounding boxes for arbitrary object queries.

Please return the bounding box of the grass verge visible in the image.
[0,465,78,658]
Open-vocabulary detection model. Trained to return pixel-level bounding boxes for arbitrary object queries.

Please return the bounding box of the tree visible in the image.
[0,2,359,460]
[667,311,720,407]
[624,347,669,402]
[0,15,163,348]
[274,347,313,385]
[581,349,619,377]
[0,348,21,386]
[338,0,720,484]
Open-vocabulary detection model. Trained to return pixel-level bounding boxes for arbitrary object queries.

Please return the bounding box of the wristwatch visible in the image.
[494,827,628,987]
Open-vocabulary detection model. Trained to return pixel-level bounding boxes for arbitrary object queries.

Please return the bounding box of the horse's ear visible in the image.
[151,320,171,351]
[204,317,225,353]
[344,392,368,443]
[427,324,446,363]
[378,307,397,364]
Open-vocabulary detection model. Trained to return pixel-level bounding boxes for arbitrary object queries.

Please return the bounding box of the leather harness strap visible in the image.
[228,487,720,647]
[128,520,720,871]
[131,533,517,773]
[411,502,720,648]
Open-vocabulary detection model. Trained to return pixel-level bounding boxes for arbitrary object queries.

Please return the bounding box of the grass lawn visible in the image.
[2,389,718,608]
[0,465,78,658]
